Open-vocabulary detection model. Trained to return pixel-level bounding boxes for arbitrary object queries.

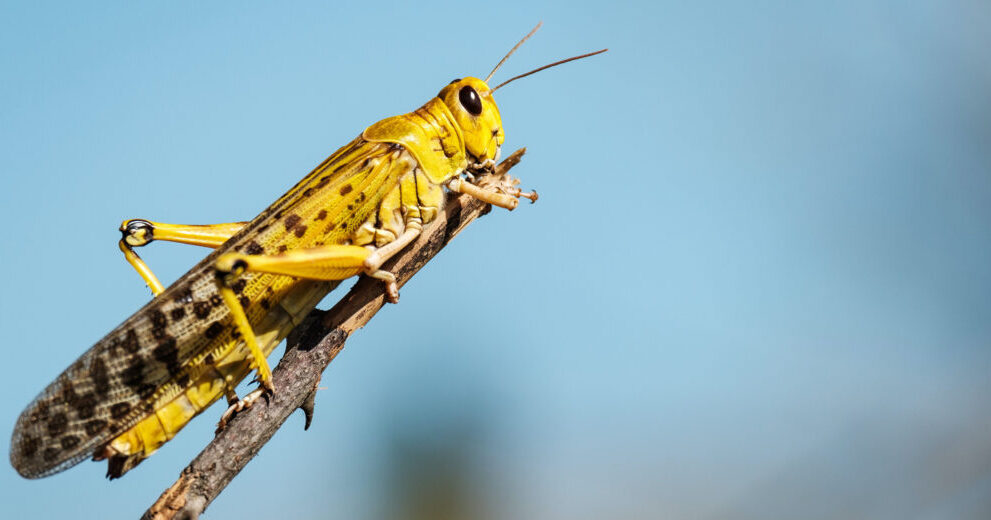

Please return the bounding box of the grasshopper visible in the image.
[10,23,605,479]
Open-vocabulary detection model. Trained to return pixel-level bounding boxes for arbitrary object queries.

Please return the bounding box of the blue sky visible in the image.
[2,1,991,518]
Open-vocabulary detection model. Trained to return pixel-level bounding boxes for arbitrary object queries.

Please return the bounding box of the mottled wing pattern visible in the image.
[10,137,405,478]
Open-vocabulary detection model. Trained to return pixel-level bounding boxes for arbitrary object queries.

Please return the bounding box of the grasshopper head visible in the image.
[438,77,504,170]
[435,23,605,172]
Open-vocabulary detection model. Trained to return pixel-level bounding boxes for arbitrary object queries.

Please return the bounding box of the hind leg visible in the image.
[118,219,247,295]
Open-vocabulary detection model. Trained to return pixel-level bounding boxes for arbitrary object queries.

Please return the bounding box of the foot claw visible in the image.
[216,386,274,432]
[252,374,275,392]
[385,282,400,304]
[506,186,538,203]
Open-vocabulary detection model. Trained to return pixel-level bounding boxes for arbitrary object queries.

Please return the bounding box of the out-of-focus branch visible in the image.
[142,148,527,520]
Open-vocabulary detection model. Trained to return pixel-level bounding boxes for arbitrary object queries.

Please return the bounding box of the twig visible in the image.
[142,148,527,520]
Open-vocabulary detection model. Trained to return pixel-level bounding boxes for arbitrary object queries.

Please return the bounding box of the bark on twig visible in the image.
[142,148,527,520]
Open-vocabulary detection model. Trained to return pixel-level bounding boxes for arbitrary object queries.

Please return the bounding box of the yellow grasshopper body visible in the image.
[10,25,605,479]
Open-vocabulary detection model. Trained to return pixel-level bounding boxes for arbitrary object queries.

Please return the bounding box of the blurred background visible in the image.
[2,1,990,518]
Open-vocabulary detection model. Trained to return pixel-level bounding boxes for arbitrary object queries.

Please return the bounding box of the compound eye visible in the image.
[458,86,483,116]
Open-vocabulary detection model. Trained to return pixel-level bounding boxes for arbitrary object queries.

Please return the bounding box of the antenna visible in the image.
[491,49,608,92]
[485,22,543,83]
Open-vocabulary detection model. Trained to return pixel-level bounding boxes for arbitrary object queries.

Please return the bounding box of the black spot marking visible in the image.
[124,329,140,352]
[112,329,140,355]
[356,192,366,203]
[339,184,353,196]
[260,298,271,310]
[47,413,68,437]
[239,296,251,309]
[110,403,131,420]
[315,209,328,220]
[121,358,144,389]
[137,384,156,399]
[43,447,61,463]
[277,245,288,253]
[245,241,264,255]
[204,321,224,339]
[294,225,307,238]
[60,435,80,450]
[92,357,110,396]
[303,187,316,196]
[149,309,168,339]
[210,294,223,307]
[231,279,247,294]
[74,393,97,420]
[84,420,107,436]
[60,381,79,407]
[193,301,212,319]
[30,401,50,424]
[20,435,40,459]
[153,338,180,375]
[284,214,302,232]
[170,307,186,321]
